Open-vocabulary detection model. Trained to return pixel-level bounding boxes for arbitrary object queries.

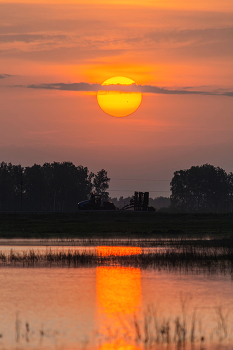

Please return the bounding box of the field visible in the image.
[0,211,232,239]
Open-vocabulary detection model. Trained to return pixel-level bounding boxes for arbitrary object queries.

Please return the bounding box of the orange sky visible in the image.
[4,0,233,11]
[0,0,233,196]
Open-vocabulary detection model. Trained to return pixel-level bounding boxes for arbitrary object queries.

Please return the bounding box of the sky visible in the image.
[0,0,233,197]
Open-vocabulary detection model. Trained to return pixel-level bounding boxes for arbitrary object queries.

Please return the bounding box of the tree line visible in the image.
[0,161,232,213]
[171,164,233,213]
[0,162,110,212]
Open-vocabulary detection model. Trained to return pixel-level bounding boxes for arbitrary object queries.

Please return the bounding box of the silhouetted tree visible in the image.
[149,196,170,209]
[228,172,233,212]
[0,162,23,211]
[0,161,97,212]
[93,169,110,200]
[41,162,93,211]
[24,164,46,211]
[109,196,170,210]
[170,164,230,212]
[109,196,133,209]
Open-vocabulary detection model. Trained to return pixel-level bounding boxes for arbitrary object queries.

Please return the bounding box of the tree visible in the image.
[0,161,108,212]
[93,169,110,200]
[0,162,23,211]
[170,164,230,212]
[228,172,233,212]
[109,196,133,209]
[149,196,170,209]
[41,162,93,211]
[24,164,46,211]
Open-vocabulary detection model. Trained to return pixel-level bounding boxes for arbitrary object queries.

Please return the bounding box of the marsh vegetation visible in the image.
[0,238,233,275]
[1,238,233,350]
[96,301,233,350]
[2,299,232,350]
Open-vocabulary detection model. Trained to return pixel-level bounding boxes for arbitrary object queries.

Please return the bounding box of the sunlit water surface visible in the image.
[0,245,233,350]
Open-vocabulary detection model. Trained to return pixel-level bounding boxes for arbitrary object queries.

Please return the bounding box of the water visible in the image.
[0,245,233,350]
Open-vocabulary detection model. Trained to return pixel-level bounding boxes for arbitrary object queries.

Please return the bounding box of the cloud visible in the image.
[0,46,122,64]
[26,82,233,96]
[0,34,67,43]
[0,74,12,79]
[1,3,233,67]
[224,92,233,97]
[28,82,101,92]
[146,27,233,46]
[27,130,60,135]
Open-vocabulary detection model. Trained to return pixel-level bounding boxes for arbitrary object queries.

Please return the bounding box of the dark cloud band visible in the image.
[27,82,233,96]
[0,74,12,79]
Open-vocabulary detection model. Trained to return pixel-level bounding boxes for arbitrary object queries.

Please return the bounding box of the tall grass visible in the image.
[0,246,232,274]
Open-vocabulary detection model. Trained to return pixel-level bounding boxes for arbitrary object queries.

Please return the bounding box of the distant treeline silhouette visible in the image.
[171,164,233,213]
[0,162,110,212]
[0,162,232,213]
[110,196,170,210]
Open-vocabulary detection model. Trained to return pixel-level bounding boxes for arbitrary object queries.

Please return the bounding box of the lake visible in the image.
[0,243,233,350]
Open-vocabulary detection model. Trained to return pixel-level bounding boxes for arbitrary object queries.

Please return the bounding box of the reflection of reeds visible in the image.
[42,237,233,249]
[15,312,20,343]
[0,246,232,274]
[9,314,60,348]
[97,302,232,350]
[1,304,232,350]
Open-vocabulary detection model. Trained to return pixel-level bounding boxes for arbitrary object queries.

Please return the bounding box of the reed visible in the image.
[0,245,232,274]
[96,300,232,350]
[2,301,232,350]
[40,236,233,250]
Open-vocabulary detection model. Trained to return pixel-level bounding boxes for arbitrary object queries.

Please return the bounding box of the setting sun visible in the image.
[97,77,142,117]
[1,0,233,349]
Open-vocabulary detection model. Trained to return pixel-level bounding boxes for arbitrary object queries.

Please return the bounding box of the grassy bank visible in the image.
[0,212,232,239]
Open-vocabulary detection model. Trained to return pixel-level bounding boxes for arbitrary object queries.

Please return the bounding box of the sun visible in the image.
[97,76,142,118]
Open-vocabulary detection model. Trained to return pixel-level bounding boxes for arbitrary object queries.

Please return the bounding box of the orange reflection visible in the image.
[99,343,139,350]
[97,246,141,257]
[96,247,141,350]
[97,266,141,315]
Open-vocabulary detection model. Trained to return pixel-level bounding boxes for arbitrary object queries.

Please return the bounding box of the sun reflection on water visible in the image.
[96,247,141,350]
[97,246,141,257]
